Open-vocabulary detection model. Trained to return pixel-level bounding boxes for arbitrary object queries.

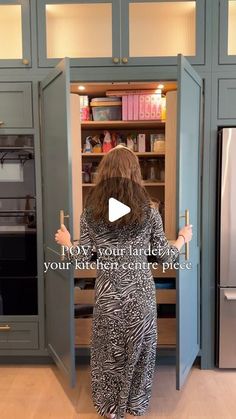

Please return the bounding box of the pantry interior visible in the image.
[68,80,179,351]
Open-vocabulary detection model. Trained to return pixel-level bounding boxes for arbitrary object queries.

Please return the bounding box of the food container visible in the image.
[82,162,92,183]
[80,95,90,121]
[140,160,147,180]
[92,144,102,153]
[146,159,159,181]
[91,97,122,121]
[82,171,90,183]
[150,133,165,153]
[159,159,165,181]
[161,96,166,120]
[91,171,98,183]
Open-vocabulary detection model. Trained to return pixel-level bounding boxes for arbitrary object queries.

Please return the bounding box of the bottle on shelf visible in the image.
[102,131,113,153]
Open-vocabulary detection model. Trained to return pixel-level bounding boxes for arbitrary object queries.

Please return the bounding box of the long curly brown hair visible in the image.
[85,146,152,226]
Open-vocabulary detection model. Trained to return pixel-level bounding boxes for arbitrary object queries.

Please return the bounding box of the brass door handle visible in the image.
[113,57,120,64]
[179,208,190,260]
[224,291,236,301]
[60,209,70,261]
[122,57,128,64]
[22,58,29,65]
[0,121,4,126]
[0,325,11,331]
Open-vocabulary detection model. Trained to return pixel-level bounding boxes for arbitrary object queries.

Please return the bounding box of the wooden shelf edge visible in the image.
[81,120,166,129]
[75,268,176,278]
[81,152,165,157]
[82,182,165,187]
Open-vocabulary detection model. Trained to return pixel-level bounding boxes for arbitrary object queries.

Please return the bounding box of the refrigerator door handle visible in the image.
[224,290,236,301]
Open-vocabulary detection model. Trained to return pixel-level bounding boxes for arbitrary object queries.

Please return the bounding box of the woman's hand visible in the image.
[55,224,72,247]
[178,224,193,243]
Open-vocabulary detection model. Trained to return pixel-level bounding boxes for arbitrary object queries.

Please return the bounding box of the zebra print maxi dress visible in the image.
[67,206,179,418]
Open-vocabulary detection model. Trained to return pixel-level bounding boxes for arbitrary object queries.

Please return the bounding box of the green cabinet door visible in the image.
[0,0,31,68]
[0,82,33,128]
[176,54,202,389]
[120,0,205,66]
[40,58,76,387]
[37,0,121,67]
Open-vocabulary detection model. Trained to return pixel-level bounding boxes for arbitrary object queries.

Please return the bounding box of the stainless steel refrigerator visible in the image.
[217,127,236,368]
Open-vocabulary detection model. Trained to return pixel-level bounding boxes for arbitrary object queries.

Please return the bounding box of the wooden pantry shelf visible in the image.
[82,152,165,157]
[82,182,165,187]
[143,182,165,186]
[81,120,165,129]
[74,267,176,279]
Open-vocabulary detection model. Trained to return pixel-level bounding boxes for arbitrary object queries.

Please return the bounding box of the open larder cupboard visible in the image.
[72,84,177,347]
[40,56,202,390]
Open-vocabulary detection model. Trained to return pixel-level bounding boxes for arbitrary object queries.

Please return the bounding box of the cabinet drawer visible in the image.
[157,318,176,346]
[75,317,176,347]
[156,289,176,304]
[218,79,236,119]
[74,289,175,305]
[75,318,92,347]
[0,322,38,349]
[0,83,33,128]
[74,288,95,305]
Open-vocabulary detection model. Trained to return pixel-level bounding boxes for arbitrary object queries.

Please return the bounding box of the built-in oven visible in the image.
[0,219,37,277]
[0,135,38,315]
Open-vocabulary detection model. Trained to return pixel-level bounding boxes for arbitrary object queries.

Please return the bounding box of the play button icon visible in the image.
[109,197,131,222]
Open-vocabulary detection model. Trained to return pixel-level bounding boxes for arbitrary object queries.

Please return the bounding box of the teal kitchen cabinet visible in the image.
[121,0,205,66]
[0,0,31,68]
[218,78,236,119]
[0,83,33,128]
[40,56,202,389]
[219,0,236,64]
[37,0,120,67]
[37,0,205,67]
[0,322,39,350]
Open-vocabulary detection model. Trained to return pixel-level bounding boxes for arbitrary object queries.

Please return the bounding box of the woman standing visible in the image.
[55,146,192,419]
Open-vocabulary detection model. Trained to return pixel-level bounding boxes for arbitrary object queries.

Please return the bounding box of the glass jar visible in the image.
[159,159,165,181]
[140,160,147,180]
[146,159,159,181]
[150,133,165,152]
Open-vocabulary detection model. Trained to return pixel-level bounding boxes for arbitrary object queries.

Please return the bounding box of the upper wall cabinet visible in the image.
[37,0,120,67]
[121,0,205,66]
[0,0,31,68]
[219,0,236,64]
[37,0,205,67]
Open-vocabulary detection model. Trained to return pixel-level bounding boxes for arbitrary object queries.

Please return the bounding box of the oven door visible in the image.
[0,229,37,277]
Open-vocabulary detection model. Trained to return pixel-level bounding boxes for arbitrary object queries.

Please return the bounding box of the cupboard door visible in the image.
[0,0,31,68]
[121,0,205,66]
[37,0,120,67]
[40,58,76,387]
[176,54,201,389]
[219,0,236,64]
[0,82,32,128]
